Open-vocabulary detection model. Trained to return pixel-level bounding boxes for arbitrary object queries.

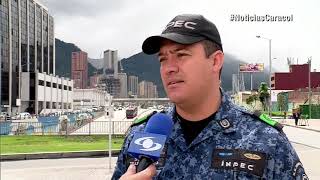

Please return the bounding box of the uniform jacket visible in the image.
[112,91,308,180]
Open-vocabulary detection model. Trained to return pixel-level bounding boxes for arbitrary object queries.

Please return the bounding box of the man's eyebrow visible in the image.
[158,47,188,56]
[171,47,187,53]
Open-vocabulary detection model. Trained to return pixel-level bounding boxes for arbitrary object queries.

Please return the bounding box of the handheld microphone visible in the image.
[127,113,174,173]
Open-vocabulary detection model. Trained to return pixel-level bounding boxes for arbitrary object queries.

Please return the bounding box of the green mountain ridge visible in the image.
[121,52,269,97]
[55,39,98,80]
[55,38,268,97]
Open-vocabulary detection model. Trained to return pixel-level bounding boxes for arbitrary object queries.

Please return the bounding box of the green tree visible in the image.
[277,93,287,112]
[246,94,258,109]
[258,82,270,111]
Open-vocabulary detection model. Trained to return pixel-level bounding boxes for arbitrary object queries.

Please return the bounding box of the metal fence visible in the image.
[0,111,130,136]
[0,120,133,136]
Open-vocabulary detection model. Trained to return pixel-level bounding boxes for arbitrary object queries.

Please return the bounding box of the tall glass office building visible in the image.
[1,0,55,115]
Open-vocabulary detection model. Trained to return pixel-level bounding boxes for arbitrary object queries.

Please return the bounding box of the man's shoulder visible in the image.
[126,109,173,136]
[230,105,283,132]
[130,111,158,128]
[228,106,292,153]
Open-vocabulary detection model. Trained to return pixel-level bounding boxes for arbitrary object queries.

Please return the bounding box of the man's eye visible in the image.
[159,58,166,63]
[177,52,189,57]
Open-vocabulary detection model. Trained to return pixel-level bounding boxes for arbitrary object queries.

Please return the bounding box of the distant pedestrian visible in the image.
[293,109,300,126]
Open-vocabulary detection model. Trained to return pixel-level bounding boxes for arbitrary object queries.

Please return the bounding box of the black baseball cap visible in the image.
[142,14,223,54]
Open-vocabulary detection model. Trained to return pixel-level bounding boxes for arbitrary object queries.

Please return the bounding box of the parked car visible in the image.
[0,112,9,121]
[12,112,32,120]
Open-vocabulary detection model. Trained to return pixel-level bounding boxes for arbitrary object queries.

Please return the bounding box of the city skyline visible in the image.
[40,0,320,72]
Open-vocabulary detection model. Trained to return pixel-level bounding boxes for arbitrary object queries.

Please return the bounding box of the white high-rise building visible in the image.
[103,50,118,78]
[118,73,128,98]
[0,0,73,115]
[138,81,158,98]
[128,75,138,96]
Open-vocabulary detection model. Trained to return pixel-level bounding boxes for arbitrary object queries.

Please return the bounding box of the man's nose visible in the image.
[164,59,179,75]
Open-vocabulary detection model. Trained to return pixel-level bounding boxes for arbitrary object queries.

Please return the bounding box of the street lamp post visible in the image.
[0,34,2,114]
[308,57,312,119]
[105,94,113,171]
[256,35,272,116]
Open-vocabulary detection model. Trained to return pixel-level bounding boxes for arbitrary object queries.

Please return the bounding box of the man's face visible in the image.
[158,40,219,105]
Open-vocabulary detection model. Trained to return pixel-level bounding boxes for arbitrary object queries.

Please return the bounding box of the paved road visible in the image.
[283,125,320,179]
[2,126,320,180]
[1,157,118,180]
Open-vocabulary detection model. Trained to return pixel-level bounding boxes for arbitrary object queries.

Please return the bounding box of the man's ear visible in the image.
[210,50,224,73]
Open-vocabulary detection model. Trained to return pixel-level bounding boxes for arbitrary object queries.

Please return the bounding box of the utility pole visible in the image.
[0,28,2,114]
[308,57,312,119]
[268,39,272,116]
[256,35,272,116]
[105,94,113,172]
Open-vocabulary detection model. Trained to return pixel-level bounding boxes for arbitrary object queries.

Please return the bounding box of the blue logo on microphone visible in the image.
[134,137,162,151]
[128,132,167,161]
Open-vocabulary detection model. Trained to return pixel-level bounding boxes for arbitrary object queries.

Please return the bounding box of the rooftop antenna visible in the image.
[119,59,124,73]
[286,57,291,66]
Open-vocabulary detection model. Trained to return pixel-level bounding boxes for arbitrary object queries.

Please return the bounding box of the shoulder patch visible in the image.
[130,111,157,127]
[253,111,283,131]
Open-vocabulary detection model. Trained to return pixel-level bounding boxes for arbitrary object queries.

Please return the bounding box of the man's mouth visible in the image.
[168,81,184,86]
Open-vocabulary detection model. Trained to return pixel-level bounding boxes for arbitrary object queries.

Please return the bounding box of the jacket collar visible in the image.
[166,89,236,151]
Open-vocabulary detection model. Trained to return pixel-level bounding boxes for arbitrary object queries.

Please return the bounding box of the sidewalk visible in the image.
[275,118,320,132]
[1,150,120,161]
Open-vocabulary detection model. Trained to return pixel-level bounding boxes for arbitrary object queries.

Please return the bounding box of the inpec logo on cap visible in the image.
[164,20,197,31]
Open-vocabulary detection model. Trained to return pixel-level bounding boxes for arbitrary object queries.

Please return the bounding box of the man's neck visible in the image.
[175,88,221,121]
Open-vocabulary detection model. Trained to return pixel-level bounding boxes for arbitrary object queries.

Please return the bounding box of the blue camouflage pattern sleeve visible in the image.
[111,124,146,180]
[111,130,135,180]
[273,132,308,180]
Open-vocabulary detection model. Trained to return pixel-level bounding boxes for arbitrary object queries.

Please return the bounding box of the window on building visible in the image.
[58,84,62,89]
[64,85,67,90]
[69,86,72,91]
[46,81,51,87]
[52,83,57,88]
[39,80,44,86]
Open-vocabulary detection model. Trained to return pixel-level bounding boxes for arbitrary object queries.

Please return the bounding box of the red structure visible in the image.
[71,51,88,89]
[90,75,101,88]
[271,64,320,90]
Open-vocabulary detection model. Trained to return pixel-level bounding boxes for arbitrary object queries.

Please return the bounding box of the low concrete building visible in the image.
[287,88,320,108]
[73,88,108,110]
[232,91,263,110]
[20,72,73,115]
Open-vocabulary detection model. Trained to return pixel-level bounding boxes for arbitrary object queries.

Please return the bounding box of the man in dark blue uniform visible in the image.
[112,14,308,180]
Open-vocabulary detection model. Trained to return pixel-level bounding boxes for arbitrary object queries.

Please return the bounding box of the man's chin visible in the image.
[167,93,185,104]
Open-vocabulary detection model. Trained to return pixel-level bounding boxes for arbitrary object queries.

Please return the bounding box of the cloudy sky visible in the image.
[40,0,319,72]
